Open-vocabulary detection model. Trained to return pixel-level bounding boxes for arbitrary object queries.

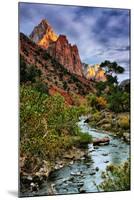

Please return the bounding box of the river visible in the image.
[20,117,130,197]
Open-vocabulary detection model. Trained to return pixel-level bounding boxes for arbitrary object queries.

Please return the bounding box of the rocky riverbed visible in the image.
[20,117,130,197]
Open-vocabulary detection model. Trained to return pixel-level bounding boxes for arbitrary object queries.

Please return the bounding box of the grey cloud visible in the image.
[19,3,130,81]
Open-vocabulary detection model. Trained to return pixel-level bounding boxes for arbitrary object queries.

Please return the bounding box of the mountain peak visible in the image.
[30,19,83,76]
[40,19,49,25]
[39,19,51,30]
[29,19,58,48]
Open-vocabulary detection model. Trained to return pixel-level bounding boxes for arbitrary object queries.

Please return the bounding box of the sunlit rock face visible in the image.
[86,64,106,82]
[47,35,83,76]
[30,19,83,76]
[29,19,58,49]
[95,68,107,81]
[86,65,96,80]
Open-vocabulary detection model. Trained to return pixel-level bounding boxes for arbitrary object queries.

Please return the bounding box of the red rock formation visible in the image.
[29,19,58,49]
[30,20,83,77]
[86,64,106,82]
[20,33,94,105]
[48,35,83,76]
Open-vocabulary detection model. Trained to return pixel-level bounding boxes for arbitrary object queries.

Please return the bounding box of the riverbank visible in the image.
[84,111,130,143]
[20,118,130,197]
[20,145,90,194]
[20,86,93,195]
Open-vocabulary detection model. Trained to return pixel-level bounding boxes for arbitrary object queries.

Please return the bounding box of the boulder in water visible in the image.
[90,171,96,175]
[77,182,84,187]
[79,186,86,193]
[102,153,108,156]
[104,160,109,163]
[71,171,82,176]
[84,118,90,123]
[95,167,99,171]
[93,137,110,146]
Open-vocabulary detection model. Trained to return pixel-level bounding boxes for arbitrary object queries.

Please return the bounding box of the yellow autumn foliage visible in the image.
[118,115,130,130]
[96,96,107,109]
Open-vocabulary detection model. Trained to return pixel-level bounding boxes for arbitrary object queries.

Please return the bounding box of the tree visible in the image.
[20,56,42,83]
[96,81,106,95]
[100,60,124,75]
[100,60,125,85]
[107,88,130,113]
[106,74,118,85]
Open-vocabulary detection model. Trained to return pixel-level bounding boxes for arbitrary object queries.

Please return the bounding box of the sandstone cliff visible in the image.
[47,35,83,76]
[30,19,83,76]
[30,19,58,49]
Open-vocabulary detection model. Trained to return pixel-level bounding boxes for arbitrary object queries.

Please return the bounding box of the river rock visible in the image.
[20,175,33,186]
[77,182,84,187]
[102,153,108,156]
[95,167,99,171]
[71,171,82,176]
[63,154,74,159]
[79,186,86,193]
[63,148,86,160]
[27,175,33,181]
[68,176,75,181]
[62,183,68,187]
[93,137,110,146]
[62,177,70,183]
[123,132,130,143]
[84,118,90,123]
[69,161,74,165]
[88,144,94,152]
[104,160,109,163]
[101,123,111,130]
[81,157,86,160]
[90,171,96,175]
[97,118,111,126]
[54,162,64,170]
[94,146,99,149]
[98,142,109,146]
[30,182,39,192]
[35,160,51,178]
[112,144,118,147]
[32,175,44,186]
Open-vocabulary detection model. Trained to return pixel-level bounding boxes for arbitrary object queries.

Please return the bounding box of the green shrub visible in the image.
[63,81,68,90]
[77,132,92,144]
[93,111,101,121]
[86,94,97,109]
[99,161,130,191]
[42,52,51,60]
[20,85,91,163]
[20,56,42,83]
[34,81,49,94]
[108,90,130,113]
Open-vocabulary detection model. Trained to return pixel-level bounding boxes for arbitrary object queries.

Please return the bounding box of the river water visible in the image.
[21,117,130,197]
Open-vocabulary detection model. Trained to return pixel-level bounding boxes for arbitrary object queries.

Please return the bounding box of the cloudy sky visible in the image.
[19,2,130,81]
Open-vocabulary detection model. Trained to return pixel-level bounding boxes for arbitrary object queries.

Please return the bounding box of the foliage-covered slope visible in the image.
[20,33,95,104]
